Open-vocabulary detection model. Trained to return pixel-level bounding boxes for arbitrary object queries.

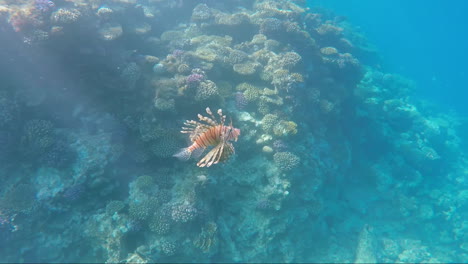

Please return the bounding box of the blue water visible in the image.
[0,0,467,262]
[312,0,468,114]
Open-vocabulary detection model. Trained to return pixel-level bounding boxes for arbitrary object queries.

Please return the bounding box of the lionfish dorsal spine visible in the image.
[206,107,219,126]
[198,113,218,127]
[216,109,226,125]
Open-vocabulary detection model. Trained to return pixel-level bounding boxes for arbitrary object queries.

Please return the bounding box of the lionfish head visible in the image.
[226,126,240,142]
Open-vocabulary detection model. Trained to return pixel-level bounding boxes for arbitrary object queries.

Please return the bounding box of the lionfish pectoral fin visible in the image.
[197,143,224,167]
[197,146,217,167]
[173,148,192,161]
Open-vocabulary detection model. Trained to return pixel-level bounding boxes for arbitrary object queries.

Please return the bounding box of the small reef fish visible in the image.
[174,107,240,167]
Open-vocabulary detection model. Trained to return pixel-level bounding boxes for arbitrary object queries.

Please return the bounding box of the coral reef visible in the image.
[0,0,465,263]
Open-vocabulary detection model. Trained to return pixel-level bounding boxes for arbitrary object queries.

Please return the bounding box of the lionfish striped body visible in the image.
[174,107,240,167]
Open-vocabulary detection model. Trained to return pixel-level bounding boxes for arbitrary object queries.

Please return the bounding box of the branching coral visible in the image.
[236,82,261,102]
[195,80,219,102]
[273,151,300,171]
[261,114,279,133]
[273,120,298,137]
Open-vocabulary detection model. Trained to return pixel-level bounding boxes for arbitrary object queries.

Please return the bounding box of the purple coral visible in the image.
[186,73,205,87]
[35,0,55,12]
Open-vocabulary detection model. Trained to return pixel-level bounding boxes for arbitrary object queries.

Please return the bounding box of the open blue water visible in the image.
[312,0,468,114]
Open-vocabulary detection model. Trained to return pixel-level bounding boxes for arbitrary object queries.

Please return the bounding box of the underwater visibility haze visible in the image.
[313,0,468,114]
[0,0,467,263]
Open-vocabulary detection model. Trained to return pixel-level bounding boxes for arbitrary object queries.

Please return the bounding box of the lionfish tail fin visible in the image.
[173,148,192,161]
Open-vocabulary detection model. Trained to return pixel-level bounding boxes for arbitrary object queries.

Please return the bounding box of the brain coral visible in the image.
[273,151,300,171]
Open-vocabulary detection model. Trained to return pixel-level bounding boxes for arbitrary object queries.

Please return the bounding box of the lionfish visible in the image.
[173,107,240,167]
